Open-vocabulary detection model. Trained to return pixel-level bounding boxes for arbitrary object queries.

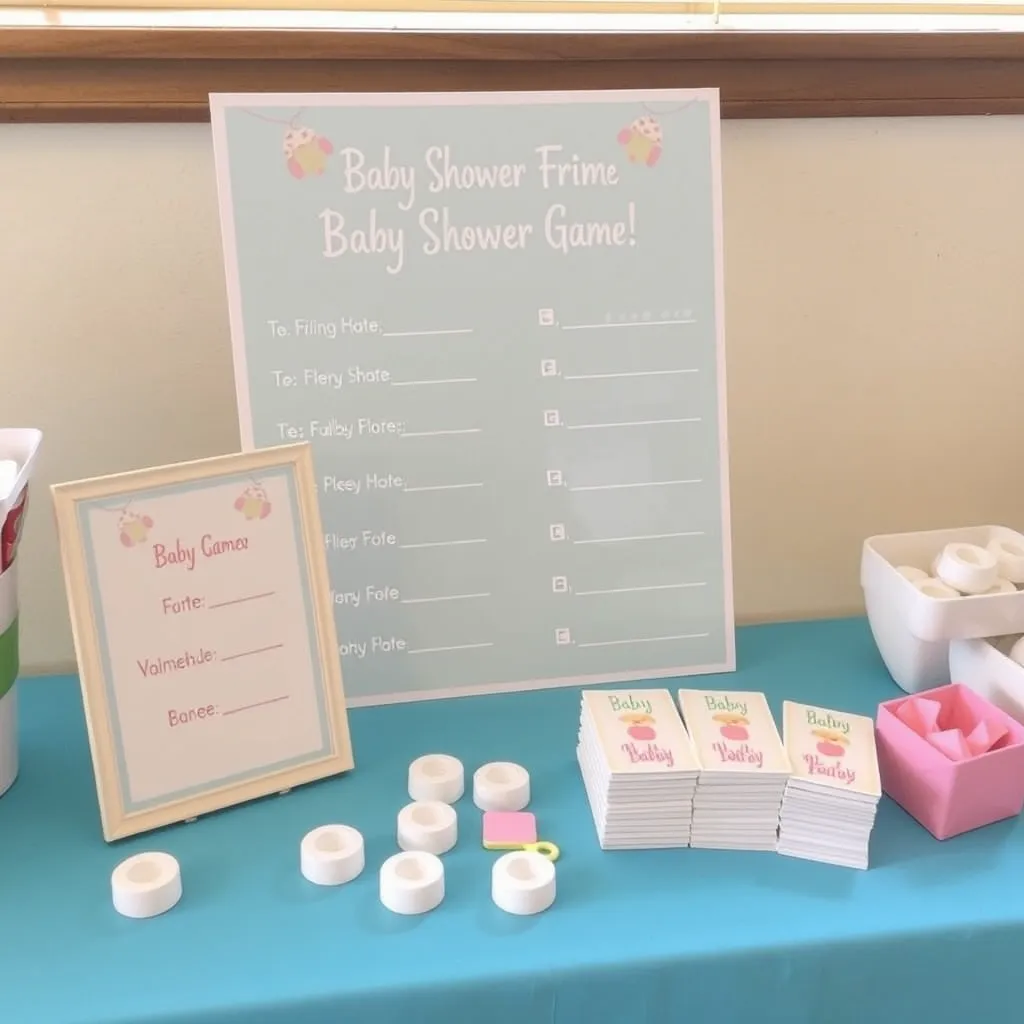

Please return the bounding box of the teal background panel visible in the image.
[212,89,734,704]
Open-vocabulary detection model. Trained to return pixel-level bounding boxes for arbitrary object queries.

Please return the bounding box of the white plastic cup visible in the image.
[379,851,445,915]
[491,850,556,915]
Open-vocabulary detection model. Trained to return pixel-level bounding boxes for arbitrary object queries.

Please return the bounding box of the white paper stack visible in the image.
[776,701,881,870]
[677,689,792,851]
[577,689,701,850]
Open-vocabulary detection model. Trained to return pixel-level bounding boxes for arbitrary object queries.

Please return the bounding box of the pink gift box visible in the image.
[876,683,1024,840]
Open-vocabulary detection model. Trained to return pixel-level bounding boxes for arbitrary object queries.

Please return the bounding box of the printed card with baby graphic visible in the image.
[677,688,790,774]
[782,701,881,797]
[582,689,699,774]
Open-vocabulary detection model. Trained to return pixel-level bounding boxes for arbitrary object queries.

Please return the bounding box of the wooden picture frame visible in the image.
[52,442,353,841]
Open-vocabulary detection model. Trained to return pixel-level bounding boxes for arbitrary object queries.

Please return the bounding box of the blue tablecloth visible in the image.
[2,617,1021,1024]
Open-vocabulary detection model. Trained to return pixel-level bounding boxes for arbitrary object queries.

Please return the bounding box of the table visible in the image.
[3,617,1021,1024]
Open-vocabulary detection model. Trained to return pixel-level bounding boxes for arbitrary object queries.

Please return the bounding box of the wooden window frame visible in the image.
[1,22,1023,122]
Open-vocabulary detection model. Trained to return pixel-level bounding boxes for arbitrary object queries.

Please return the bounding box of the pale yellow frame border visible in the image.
[51,442,353,842]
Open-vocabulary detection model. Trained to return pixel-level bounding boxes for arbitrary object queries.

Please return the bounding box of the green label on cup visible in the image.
[0,617,18,702]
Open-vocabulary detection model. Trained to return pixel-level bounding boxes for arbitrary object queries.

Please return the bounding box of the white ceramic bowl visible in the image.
[862,525,1024,693]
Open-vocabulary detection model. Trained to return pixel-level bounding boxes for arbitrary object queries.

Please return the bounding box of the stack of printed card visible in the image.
[776,701,881,870]
[677,689,792,851]
[577,688,701,849]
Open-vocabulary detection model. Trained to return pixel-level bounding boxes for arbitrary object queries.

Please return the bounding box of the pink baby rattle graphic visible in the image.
[615,100,699,168]
[118,509,154,548]
[284,126,334,179]
[713,712,750,742]
[241,108,333,179]
[234,483,272,521]
[812,728,848,758]
[617,115,663,167]
[619,712,657,741]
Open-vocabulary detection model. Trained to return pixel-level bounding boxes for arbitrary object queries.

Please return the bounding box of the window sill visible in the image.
[2,14,1024,122]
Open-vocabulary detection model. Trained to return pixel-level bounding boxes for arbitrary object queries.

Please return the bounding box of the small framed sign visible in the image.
[52,443,353,841]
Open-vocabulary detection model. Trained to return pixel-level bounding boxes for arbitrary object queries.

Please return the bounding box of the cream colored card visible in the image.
[51,442,353,841]
[782,701,881,797]
[677,688,790,773]
[581,689,699,773]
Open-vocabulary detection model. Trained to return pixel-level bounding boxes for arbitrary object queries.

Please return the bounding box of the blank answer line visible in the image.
[383,328,474,338]
[401,592,491,605]
[407,642,495,655]
[222,695,291,717]
[569,479,702,492]
[208,591,275,610]
[561,319,695,331]
[399,538,488,550]
[575,582,707,597]
[564,369,698,381]
[391,377,478,387]
[221,643,284,662]
[574,531,705,545]
[404,482,484,493]
[402,428,482,438]
[578,632,710,649]
[568,417,700,431]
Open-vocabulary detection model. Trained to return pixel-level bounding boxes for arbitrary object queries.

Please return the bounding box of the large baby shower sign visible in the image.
[211,89,734,706]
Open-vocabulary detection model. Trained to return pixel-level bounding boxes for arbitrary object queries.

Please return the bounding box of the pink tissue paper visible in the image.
[876,683,1024,840]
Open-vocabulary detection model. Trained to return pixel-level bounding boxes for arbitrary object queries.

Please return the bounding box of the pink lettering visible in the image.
[151,539,196,572]
[137,648,215,677]
[621,741,675,769]
[201,533,249,559]
[711,740,764,767]
[168,704,218,728]
[802,753,857,785]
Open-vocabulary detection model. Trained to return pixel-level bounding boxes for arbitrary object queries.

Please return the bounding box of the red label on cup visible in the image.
[2,487,28,572]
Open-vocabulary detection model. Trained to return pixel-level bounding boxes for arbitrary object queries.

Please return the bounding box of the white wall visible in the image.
[3,117,1023,674]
